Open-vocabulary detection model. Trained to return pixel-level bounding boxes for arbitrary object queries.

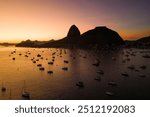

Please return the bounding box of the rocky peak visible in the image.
[95,26,108,30]
[81,26,124,45]
[67,25,80,37]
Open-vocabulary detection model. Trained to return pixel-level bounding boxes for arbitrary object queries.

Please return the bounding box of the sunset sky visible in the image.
[0,0,150,43]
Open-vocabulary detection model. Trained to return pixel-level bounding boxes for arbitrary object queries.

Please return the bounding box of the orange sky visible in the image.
[0,0,150,43]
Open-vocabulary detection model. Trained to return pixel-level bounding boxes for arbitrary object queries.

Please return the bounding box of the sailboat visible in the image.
[22,81,30,99]
[1,82,6,92]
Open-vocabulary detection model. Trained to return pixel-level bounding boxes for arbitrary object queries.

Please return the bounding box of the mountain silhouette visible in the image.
[81,26,123,45]
[67,25,80,38]
[16,39,49,47]
[67,25,81,44]
[136,36,150,43]
[16,25,124,48]
[124,36,150,48]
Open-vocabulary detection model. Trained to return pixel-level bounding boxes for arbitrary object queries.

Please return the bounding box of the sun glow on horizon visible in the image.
[0,0,150,43]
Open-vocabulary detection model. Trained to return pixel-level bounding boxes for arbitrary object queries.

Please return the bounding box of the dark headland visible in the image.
[0,42,16,46]
[16,25,150,49]
[125,36,150,49]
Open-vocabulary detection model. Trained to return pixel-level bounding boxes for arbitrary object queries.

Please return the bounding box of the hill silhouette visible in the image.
[16,25,124,48]
[136,36,150,43]
[41,25,82,48]
[81,26,123,45]
[124,36,150,48]
[0,42,15,46]
[67,25,80,38]
[16,39,50,47]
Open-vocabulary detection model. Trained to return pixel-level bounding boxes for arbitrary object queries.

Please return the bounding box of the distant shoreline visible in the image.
[14,25,150,49]
[0,43,16,47]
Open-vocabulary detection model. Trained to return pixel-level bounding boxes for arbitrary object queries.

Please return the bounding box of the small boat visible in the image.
[33,61,36,63]
[1,85,6,92]
[142,55,150,58]
[135,69,140,72]
[140,65,147,69]
[94,77,101,81]
[93,59,100,66]
[97,70,104,75]
[112,57,116,61]
[62,67,68,71]
[22,81,30,99]
[131,53,136,56]
[83,55,87,58]
[93,62,100,66]
[121,73,129,77]
[126,58,130,61]
[76,82,84,88]
[105,91,114,96]
[39,67,45,71]
[37,54,41,57]
[47,71,53,74]
[36,59,39,61]
[139,74,146,78]
[1,82,6,92]
[64,60,69,64]
[52,52,56,55]
[37,64,42,67]
[108,81,117,86]
[1,87,6,92]
[127,65,135,70]
[48,61,54,65]
[125,54,129,57]
[25,55,28,57]
[22,91,30,98]
[122,60,126,63]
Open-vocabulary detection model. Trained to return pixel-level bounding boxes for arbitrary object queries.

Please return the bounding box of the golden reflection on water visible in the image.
[0,46,150,100]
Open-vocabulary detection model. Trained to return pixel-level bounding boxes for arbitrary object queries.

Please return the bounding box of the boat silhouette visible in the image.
[22,81,30,99]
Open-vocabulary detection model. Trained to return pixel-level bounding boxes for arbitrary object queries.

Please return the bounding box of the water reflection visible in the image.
[0,46,150,100]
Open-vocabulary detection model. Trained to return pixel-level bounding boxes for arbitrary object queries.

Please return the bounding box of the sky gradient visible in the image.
[0,0,150,42]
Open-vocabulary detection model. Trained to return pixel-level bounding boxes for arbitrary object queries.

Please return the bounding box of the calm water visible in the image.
[0,46,150,100]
